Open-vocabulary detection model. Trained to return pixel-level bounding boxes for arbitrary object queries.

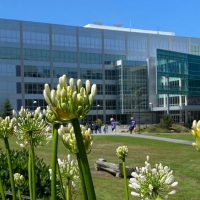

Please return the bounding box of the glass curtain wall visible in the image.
[157,49,200,97]
[116,60,147,114]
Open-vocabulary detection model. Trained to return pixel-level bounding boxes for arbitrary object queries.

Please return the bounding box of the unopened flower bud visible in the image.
[51,90,56,105]
[69,78,75,90]
[61,88,67,98]
[72,91,77,101]
[91,84,97,96]
[77,79,82,91]
[89,94,94,105]
[86,80,90,94]
[59,75,67,88]
[13,110,17,118]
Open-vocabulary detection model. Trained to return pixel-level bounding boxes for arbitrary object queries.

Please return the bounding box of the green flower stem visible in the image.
[29,132,36,200]
[56,161,66,200]
[18,189,22,200]
[66,179,69,200]
[0,173,6,200]
[71,118,96,200]
[28,151,33,199]
[3,137,17,200]
[122,158,129,200]
[76,153,88,200]
[51,123,60,200]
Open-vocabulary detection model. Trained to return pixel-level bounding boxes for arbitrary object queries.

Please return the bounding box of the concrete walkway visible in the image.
[95,128,192,145]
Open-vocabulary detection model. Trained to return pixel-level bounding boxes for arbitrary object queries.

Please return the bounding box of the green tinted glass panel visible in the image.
[157,49,200,95]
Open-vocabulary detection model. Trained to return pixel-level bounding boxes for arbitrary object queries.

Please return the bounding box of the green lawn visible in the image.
[1,135,200,200]
[142,133,194,141]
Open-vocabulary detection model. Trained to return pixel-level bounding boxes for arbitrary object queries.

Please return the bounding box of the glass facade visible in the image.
[116,60,148,114]
[157,49,200,95]
[1,18,200,124]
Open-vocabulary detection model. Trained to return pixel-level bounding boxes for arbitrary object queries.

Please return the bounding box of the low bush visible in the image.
[0,149,51,199]
[160,114,174,128]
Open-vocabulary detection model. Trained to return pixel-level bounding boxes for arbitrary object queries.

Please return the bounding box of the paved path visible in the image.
[95,129,192,145]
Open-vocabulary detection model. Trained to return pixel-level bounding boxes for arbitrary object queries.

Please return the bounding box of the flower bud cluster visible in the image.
[49,155,79,188]
[116,146,128,160]
[58,124,93,154]
[0,116,15,139]
[191,120,200,151]
[129,156,178,199]
[43,75,97,123]
[14,173,25,188]
[13,107,51,147]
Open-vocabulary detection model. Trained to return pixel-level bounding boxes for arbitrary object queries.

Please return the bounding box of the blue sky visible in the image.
[0,0,199,38]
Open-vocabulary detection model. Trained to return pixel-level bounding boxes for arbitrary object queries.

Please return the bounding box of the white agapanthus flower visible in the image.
[49,154,79,188]
[14,173,25,188]
[13,107,51,147]
[129,156,178,199]
[43,75,97,123]
[58,124,93,154]
[116,146,128,160]
[0,116,16,139]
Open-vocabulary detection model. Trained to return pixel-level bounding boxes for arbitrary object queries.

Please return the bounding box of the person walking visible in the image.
[103,124,108,134]
[129,117,136,134]
[110,118,116,132]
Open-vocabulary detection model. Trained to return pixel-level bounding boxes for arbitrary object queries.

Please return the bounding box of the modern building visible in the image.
[1,18,200,124]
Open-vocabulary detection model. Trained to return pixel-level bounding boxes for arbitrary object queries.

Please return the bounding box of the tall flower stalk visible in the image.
[116,146,129,200]
[43,75,97,200]
[0,174,5,200]
[59,123,93,200]
[0,116,16,200]
[58,155,79,200]
[13,107,50,200]
[51,123,60,200]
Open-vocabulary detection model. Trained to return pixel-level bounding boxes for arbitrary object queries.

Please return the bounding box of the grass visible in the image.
[1,135,200,199]
[142,132,194,141]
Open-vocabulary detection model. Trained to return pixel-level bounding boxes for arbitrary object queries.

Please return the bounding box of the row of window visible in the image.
[0,29,20,43]
[25,99,47,111]
[190,45,200,55]
[158,95,186,107]
[80,37,101,49]
[0,47,125,64]
[20,65,117,80]
[91,100,116,110]
[23,31,49,45]
[23,82,116,96]
[24,99,117,111]
[24,83,47,94]
[53,34,76,47]
[0,64,16,76]
[80,69,102,79]
[0,82,15,91]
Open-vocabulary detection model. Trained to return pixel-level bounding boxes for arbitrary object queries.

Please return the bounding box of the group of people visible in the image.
[84,117,136,134]
[110,117,136,134]
[84,122,108,134]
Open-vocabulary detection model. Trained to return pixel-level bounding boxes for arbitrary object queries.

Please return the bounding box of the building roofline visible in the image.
[84,24,175,36]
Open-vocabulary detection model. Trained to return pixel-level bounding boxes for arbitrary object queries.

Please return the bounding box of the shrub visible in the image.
[0,149,51,199]
[160,115,174,128]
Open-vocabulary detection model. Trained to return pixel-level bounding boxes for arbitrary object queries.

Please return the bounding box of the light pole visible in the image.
[149,102,153,124]
[136,92,142,134]
[33,100,37,110]
[179,105,182,123]
[96,104,100,120]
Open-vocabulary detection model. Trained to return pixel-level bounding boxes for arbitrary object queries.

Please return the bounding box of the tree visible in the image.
[2,98,13,118]
[159,114,174,128]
